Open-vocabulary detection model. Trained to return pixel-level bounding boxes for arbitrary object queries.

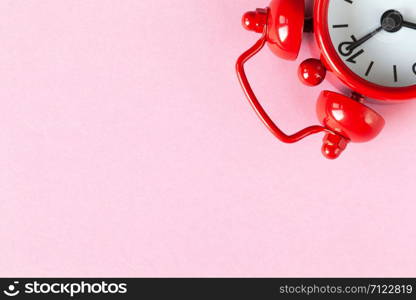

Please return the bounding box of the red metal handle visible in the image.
[236,29,334,144]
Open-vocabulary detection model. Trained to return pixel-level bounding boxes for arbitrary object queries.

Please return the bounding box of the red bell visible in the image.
[242,0,305,60]
[316,91,385,159]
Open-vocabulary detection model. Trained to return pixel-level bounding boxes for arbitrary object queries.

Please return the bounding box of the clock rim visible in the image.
[314,0,416,101]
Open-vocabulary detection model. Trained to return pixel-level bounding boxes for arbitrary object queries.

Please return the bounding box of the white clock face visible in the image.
[328,0,416,87]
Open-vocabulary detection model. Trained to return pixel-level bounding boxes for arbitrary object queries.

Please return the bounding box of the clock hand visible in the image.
[339,10,408,58]
[403,20,416,30]
[346,27,383,52]
[345,10,407,54]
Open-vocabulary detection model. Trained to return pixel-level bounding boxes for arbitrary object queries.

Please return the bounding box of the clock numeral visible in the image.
[346,49,364,64]
[338,35,365,64]
[338,35,357,57]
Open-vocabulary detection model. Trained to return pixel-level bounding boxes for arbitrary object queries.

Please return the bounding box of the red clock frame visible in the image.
[314,0,416,101]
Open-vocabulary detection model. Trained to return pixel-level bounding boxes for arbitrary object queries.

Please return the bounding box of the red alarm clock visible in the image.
[236,0,416,159]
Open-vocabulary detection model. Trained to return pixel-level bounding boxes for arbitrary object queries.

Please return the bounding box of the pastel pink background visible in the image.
[1,0,416,277]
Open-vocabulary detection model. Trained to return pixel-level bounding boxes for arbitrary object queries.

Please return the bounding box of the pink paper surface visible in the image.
[1,0,416,277]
